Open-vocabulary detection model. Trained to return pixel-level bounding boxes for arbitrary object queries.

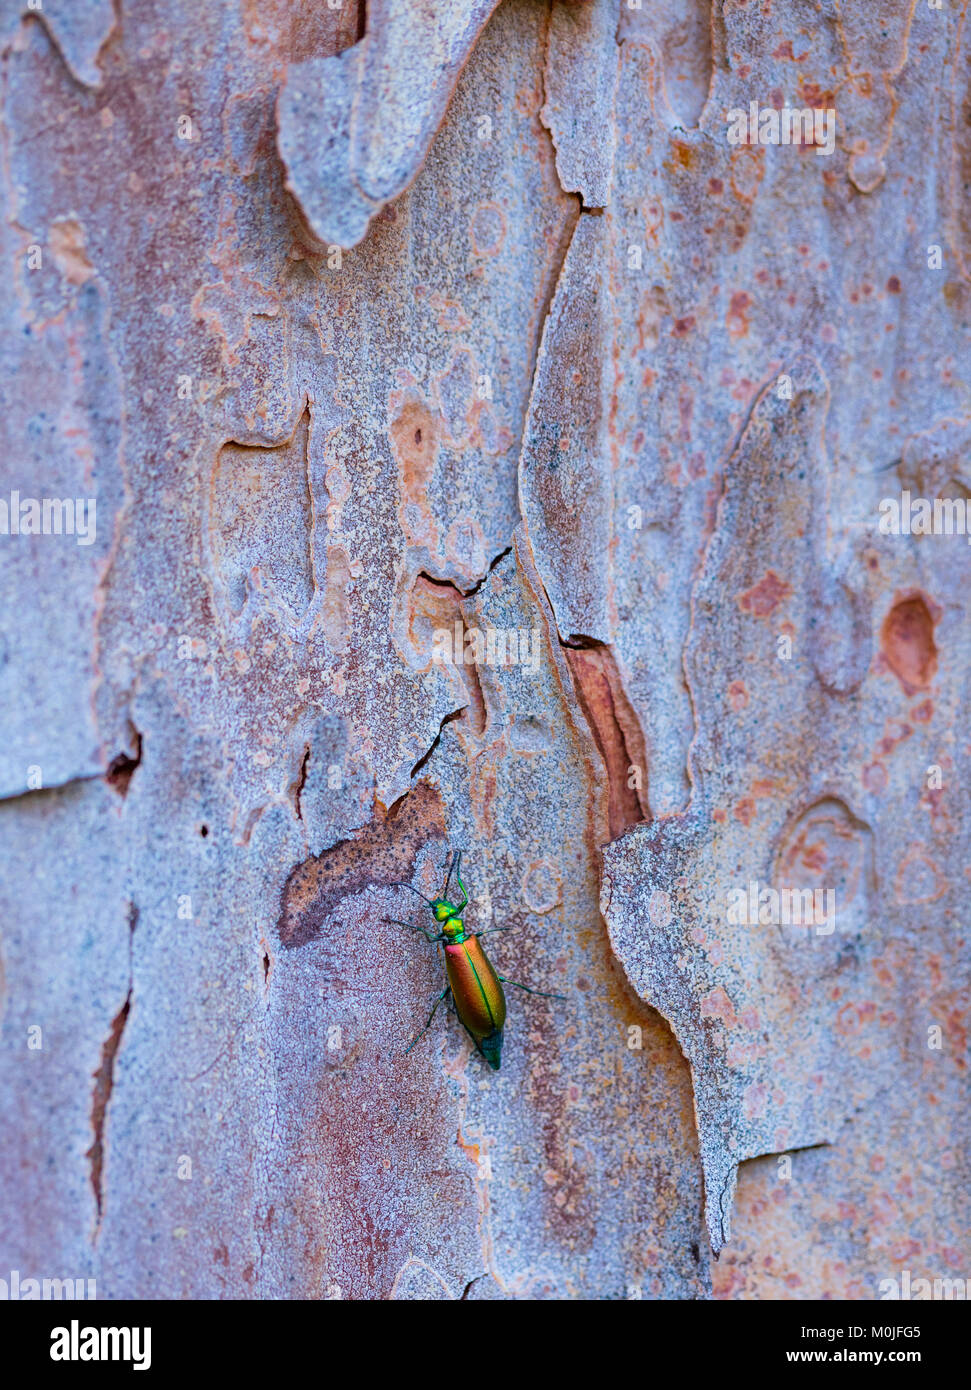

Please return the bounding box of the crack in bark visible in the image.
[291,744,311,822]
[86,901,137,1232]
[459,1271,488,1300]
[0,740,140,806]
[460,545,513,596]
[409,706,464,780]
[417,544,513,600]
[105,726,142,797]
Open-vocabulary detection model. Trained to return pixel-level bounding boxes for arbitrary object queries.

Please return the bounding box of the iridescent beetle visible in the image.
[385,850,563,1070]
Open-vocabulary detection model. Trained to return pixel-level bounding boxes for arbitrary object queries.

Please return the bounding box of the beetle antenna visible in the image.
[390,881,436,906]
[442,849,457,900]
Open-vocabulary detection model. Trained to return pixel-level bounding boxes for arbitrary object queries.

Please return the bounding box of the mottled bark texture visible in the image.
[0,0,968,1300]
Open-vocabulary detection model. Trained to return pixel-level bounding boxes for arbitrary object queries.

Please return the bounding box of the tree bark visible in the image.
[0,0,967,1300]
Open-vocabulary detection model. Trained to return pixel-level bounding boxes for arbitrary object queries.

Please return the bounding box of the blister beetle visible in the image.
[385,850,563,1070]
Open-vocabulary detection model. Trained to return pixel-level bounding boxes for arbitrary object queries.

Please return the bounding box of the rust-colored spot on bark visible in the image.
[277,781,447,948]
[874,717,913,758]
[727,290,753,339]
[880,594,938,693]
[389,393,442,549]
[49,216,95,286]
[727,680,749,712]
[469,200,507,257]
[564,645,649,837]
[669,141,696,171]
[893,845,946,905]
[883,594,944,692]
[700,985,739,1028]
[321,544,352,652]
[737,570,792,618]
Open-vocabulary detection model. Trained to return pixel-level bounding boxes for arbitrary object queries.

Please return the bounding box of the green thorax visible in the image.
[433,898,467,942]
[442,916,466,943]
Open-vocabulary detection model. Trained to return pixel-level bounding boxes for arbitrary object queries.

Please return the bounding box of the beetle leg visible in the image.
[474,926,519,938]
[405,987,451,1053]
[498,976,567,1000]
[383,916,440,944]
